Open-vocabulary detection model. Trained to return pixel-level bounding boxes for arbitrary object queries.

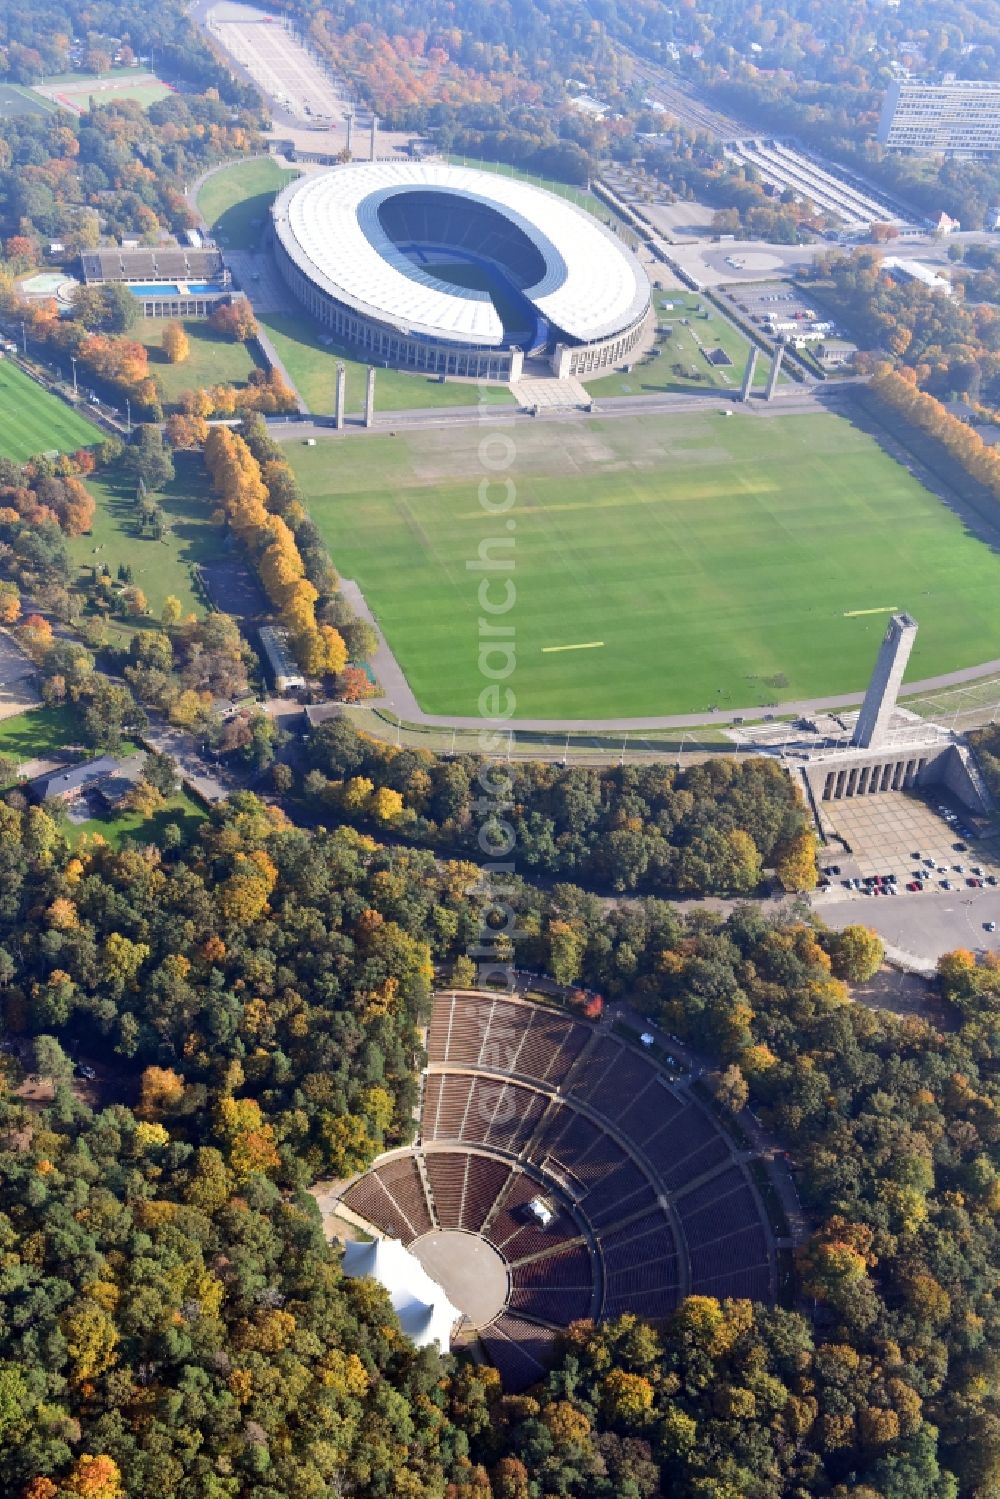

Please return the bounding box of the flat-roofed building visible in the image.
[879,79,1000,155]
[259,625,306,693]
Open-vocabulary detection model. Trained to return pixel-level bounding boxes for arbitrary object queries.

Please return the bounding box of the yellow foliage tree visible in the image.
[64,1454,124,1499]
[161,595,183,628]
[775,829,819,891]
[370,785,404,824]
[161,320,190,365]
[138,1065,186,1119]
[61,1302,119,1386]
[600,1368,655,1426]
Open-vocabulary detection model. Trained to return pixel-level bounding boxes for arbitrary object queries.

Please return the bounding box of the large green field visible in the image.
[197,157,300,251]
[286,408,1000,719]
[0,361,101,462]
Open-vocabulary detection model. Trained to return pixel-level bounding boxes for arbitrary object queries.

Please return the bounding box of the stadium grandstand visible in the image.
[271,162,652,381]
[80,248,227,285]
[79,247,231,318]
[334,991,787,1390]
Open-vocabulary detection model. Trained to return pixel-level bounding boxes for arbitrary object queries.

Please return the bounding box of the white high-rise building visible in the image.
[879,79,1000,154]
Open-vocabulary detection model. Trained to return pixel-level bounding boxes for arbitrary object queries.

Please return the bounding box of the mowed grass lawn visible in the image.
[0,704,80,764]
[137,319,262,408]
[197,157,299,251]
[0,361,101,461]
[72,453,224,642]
[71,789,206,849]
[286,409,1000,719]
[259,310,516,416]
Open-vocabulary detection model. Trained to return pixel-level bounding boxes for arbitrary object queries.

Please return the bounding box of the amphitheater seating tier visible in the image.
[342,992,780,1393]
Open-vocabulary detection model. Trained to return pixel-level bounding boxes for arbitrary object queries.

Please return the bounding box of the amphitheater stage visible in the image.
[411,1229,509,1327]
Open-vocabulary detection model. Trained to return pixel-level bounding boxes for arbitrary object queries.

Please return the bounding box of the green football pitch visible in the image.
[286,408,1000,720]
[0,361,100,462]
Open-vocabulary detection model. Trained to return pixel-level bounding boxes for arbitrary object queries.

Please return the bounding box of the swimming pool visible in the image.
[127,282,222,296]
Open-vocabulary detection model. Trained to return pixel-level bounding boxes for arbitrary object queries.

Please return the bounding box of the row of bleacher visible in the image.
[80,247,224,284]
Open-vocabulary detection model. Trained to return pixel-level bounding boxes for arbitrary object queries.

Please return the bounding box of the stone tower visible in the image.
[852,612,918,749]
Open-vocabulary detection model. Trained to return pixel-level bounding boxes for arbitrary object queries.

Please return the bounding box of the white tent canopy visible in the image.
[341,1237,462,1351]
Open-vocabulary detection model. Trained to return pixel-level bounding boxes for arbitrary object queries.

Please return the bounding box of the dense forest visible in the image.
[303,716,818,895]
[0,795,997,1494]
[0,0,263,255]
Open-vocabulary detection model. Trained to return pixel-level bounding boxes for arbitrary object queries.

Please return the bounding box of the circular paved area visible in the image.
[410,1229,509,1327]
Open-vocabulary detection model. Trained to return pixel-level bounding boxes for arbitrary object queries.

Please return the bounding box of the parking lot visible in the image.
[820,789,1000,900]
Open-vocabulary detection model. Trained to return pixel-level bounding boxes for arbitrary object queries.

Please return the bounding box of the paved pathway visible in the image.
[269,377,829,440]
[142,719,243,805]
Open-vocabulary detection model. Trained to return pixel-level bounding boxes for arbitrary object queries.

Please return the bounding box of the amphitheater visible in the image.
[335,991,787,1390]
[271,161,651,382]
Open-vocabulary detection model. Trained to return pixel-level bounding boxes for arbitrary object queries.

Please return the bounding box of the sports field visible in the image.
[32,71,172,113]
[286,408,1000,719]
[0,362,100,462]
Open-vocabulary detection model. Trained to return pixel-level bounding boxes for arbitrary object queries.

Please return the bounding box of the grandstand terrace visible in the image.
[80,248,226,284]
[334,991,788,1390]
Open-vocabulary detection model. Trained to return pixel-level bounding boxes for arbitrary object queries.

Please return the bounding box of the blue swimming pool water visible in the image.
[127,282,221,296]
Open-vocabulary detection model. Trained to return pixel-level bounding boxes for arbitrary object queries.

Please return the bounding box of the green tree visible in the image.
[122,426,175,494]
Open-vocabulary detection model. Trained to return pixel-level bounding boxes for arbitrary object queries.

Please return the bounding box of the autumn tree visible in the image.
[775,829,819,891]
[829,925,884,983]
[209,298,258,341]
[161,320,190,365]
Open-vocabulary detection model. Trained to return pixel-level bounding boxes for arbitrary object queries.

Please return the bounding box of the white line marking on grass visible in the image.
[843,606,899,618]
[541,641,605,653]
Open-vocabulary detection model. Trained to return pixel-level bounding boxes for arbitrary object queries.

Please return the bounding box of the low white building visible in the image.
[880,256,953,296]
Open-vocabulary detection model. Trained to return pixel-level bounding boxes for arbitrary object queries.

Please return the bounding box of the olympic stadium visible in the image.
[270,161,652,381]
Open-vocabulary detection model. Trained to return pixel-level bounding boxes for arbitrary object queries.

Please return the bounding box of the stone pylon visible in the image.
[740,346,758,401]
[334,362,346,429]
[852,613,918,748]
[364,366,376,428]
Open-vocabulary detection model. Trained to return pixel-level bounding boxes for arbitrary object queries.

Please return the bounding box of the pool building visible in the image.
[79,247,232,317]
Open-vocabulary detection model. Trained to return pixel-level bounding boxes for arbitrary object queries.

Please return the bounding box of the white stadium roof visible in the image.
[272,161,650,347]
[341,1237,461,1350]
